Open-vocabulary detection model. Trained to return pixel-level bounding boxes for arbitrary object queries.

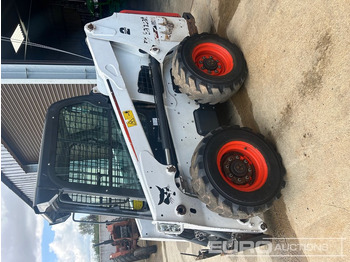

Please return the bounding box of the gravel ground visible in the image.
[139,1,350,261]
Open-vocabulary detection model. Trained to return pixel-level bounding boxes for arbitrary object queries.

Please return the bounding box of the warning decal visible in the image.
[123,110,137,127]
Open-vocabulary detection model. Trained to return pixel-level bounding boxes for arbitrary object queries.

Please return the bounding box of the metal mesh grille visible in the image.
[54,102,142,192]
[68,193,136,210]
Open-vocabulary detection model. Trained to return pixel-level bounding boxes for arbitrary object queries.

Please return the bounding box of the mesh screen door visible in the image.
[54,101,143,195]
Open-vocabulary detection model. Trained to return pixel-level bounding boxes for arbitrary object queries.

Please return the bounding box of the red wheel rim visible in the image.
[216,141,268,192]
[192,43,234,76]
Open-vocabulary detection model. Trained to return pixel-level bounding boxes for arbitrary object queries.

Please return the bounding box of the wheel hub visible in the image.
[192,43,234,76]
[231,160,248,176]
[221,153,254,185]
[202,57,218,71]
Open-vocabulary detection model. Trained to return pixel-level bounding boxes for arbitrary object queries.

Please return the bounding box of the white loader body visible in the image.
[84,11,266,240]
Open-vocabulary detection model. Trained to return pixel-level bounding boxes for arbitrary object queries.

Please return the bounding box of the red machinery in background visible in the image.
[95,218,157,262]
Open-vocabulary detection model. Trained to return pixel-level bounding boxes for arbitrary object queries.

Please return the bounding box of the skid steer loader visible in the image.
[34,11,285,259]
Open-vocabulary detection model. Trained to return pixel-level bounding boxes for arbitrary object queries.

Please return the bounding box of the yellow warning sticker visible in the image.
[123,110,133,119]
[127,118,137,127]
[123,110,137,127]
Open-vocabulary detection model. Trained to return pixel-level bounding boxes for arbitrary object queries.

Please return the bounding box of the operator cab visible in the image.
[34,93,156,224]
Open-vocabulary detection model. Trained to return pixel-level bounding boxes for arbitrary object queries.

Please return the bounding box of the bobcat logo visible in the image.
[119,27,131,35]
[156,186,176,205]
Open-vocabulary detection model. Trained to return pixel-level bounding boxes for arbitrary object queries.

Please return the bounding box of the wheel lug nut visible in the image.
[244,160,248,163]
[236,156,240,159]
[228,158,233,161]
[201,66,205,70]
[215,70,219,73]
[248,168,252,172]
[207,70,212,74]
[229,174,233,178]
[202,56,206,59]
[245,176,249,179]
[218,65,221,69]
[238,178,242,182]
[216,60,219,62]
[209,56,213,59]
[199,60,203,64]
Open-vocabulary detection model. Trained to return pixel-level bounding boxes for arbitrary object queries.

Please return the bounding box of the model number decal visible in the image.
[123,110,137,127]
[141,17,151,35]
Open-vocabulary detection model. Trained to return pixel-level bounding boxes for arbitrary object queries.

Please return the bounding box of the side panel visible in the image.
[162,55,201,192]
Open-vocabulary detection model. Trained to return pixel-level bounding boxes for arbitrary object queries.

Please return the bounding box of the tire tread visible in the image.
[190,126,286,219]
[172,34,248,105]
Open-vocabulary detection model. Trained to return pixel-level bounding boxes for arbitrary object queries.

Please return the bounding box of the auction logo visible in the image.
[208,238,345,257]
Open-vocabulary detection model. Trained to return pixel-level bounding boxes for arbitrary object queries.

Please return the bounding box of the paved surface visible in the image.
[142,0,350,261]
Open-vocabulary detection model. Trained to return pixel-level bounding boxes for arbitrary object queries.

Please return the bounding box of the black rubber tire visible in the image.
[113,251,152,262]
[113,246,157,262]
[172,33,247,105]
[133,245,157,257]
[190,126,286,219]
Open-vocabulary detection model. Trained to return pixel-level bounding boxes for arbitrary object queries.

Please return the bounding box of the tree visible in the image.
[77,215,100,261]
[78,215,99,235]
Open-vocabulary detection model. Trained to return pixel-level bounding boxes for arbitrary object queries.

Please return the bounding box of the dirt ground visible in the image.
[139,0,350,261]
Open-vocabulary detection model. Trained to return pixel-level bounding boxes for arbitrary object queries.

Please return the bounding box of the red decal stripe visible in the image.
[120,10,181,17]
[107,81,138,161]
